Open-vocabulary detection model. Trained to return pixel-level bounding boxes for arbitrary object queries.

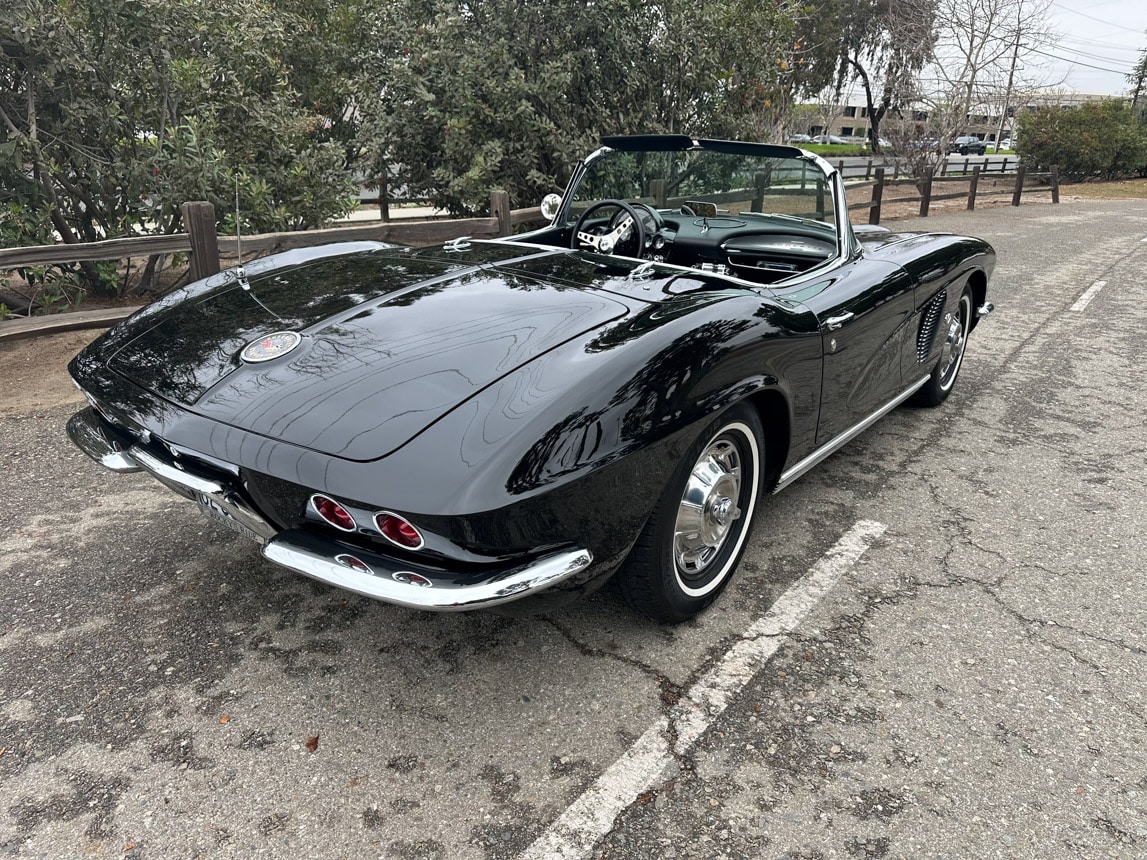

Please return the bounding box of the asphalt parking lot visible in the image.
[2,198,1145,859]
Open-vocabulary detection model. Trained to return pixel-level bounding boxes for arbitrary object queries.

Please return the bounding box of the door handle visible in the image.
[822,312,854,331]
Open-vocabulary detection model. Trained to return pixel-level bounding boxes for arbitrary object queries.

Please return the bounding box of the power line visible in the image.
[1057,36,1142,55]
[1046,40,1142,63]
[1026,45,1132,74]
[1049,1,1147,35]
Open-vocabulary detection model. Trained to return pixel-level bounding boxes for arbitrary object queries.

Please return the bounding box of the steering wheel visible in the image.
[570,199,648,257]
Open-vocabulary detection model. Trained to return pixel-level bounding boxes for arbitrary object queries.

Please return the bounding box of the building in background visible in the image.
[794,88,1122,144]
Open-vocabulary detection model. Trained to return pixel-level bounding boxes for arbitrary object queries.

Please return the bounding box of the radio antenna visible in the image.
[233,173,281,320]
[235,175,250,291]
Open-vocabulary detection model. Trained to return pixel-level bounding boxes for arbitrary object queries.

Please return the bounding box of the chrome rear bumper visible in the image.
[67,406,593,611]
[66,407,140,473]
[263,531,593,611]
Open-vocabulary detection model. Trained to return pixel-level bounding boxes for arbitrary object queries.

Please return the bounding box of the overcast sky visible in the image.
[1037,0,1147,94]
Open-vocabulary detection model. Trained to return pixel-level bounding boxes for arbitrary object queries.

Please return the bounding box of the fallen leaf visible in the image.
[219,715,230,725]
[124,843,136,852]
[305,734,319,753]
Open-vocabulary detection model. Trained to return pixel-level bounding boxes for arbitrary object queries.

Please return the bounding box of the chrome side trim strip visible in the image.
[774,376,931,493]
[129,446,279,541]
[262,536,593,611]
[130,447,225,496]
[66,407,141,473]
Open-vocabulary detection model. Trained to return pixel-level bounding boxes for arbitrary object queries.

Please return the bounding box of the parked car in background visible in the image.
[788,133,812,144]
[67,134,995,622]
[998,138,1014,150]
[811,134,847,145]
[948,136,987,155]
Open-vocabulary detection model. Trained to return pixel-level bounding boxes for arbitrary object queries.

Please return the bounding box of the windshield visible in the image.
[569,146,837,229]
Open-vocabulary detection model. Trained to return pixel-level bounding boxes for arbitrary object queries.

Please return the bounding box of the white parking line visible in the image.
[1070,280,1107,313]
[519,519,887,860]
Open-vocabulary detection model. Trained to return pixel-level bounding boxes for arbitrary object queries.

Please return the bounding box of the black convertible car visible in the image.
[68,136,994,621]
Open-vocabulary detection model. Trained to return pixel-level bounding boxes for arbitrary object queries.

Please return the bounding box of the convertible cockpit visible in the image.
[524,135,845,285]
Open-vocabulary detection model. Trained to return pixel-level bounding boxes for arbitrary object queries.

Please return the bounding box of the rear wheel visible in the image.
[912,286,973,407]
[615,405,764,622]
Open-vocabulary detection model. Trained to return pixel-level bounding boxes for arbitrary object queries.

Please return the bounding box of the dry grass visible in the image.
[1059,177,1147,200]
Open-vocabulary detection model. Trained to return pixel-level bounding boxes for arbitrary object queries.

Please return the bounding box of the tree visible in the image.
[0,0,357,295]
[919,0,1057,168]
[771,4,856,142]
[353,0,794,215]
[832,0,938,153]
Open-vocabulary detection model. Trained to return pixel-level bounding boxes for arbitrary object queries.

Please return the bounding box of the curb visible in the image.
[0,307,140,344]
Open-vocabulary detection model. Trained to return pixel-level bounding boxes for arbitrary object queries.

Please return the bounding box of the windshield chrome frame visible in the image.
[549,141,855,289]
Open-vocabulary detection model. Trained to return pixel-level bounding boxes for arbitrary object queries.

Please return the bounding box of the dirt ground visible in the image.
[1,329,102,417]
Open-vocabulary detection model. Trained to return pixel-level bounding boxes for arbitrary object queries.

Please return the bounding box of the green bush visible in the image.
[1017,100,1147,182]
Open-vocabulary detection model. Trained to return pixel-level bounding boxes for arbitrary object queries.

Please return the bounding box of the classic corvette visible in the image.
[67,135,994,621]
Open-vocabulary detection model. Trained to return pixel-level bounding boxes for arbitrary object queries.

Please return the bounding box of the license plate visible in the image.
[196,493,267,545]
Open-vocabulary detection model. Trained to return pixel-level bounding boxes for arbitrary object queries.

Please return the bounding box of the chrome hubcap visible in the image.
[938,301,969,386]
[674,438,742,576]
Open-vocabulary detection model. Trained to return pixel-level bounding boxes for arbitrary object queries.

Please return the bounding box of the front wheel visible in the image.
[912,287,973,407]
[614,405,764,622]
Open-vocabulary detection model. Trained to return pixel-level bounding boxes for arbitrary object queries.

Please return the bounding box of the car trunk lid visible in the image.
[106,246,630,461]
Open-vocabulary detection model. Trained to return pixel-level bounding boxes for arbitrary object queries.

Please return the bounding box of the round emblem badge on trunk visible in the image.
[241,331,302,363]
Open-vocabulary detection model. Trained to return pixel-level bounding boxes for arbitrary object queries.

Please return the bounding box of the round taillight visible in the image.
[373,511,424,549]
[310,494,357,532]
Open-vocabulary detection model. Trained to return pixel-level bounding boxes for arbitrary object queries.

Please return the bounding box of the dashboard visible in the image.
[634,205,838,284]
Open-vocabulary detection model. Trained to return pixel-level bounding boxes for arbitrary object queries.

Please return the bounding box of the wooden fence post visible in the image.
[865,158,873,180]
[378,172,390,223]
[752,173,769,213]
[1012,164,1026,206]
[869,168,885,225]
[967,165,981,211]
[490,190,512,237]
[181,201,220,281]
[1050,165,1060,204]
[919,173,933,217]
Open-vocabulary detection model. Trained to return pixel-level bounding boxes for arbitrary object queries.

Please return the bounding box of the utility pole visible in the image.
[1130,48,1147,118]
[994,1,1022,152]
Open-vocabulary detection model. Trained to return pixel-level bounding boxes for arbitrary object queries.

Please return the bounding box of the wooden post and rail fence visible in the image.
[0,191,537,286]
[0,164,1059,306]
[845,162,1059,224]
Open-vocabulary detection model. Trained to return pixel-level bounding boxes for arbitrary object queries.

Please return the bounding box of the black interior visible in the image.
[530,201,837,285]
